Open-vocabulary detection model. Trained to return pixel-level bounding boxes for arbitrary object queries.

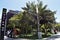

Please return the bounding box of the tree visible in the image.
[7,0,56,38]
[22,0,56,35]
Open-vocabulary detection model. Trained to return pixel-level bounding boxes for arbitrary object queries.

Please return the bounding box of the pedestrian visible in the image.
[7,29,12,37]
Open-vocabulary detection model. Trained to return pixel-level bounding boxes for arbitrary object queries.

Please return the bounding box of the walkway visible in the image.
[4,32,60,40]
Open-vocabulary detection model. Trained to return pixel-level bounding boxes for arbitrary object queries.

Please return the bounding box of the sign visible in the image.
[1,8,7,40]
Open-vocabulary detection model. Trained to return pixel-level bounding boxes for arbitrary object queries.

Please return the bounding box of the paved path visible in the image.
[5,32,60,40]
[5,38,43,40]
[13,39,43,40]
[5,38,42,40]
[43,32,60,40]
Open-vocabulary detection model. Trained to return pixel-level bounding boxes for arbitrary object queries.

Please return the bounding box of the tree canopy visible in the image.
[7,0,56,38]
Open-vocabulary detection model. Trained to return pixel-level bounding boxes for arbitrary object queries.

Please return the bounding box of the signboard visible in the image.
[1,8,7,40]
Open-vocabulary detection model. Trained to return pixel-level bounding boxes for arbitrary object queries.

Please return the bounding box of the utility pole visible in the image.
[1,8,7,40]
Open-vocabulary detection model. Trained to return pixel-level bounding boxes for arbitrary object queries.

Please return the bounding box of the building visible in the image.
[6,10,20,24]
[6,10,20,30]
[7,10,20,20]
[6,10,20,38]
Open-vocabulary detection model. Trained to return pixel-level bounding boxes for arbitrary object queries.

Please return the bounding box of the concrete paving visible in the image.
[4,32,60,40]
[43,32,60,40]
[5,38,42,40]
[5,38,43,40]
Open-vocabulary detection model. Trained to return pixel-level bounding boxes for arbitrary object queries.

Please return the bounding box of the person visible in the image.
[13,28,20,38]
[54,29,57,34]
[7,29,12,38]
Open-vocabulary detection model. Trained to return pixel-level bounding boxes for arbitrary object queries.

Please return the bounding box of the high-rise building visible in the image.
[7,10,20,20]
[6,10,20,38]
[6,10,20,25]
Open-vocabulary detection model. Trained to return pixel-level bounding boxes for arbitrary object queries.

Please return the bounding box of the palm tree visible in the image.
[8,0,56,38]
[22,0,56,37]
[22,0,47,31]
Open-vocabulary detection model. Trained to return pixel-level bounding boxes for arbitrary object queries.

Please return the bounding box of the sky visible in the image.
[0,0,60,23]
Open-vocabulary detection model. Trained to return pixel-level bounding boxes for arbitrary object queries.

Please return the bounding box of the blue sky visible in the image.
[0,0,60,23]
